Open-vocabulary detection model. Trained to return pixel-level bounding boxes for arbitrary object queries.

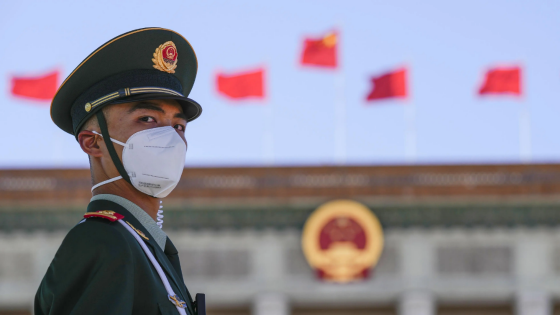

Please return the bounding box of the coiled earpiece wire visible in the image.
[157,200,164,229]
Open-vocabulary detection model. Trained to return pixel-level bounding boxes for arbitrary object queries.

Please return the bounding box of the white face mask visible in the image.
[91,126,187,198]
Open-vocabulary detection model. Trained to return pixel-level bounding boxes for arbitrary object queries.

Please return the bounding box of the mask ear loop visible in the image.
[96,111,132,185]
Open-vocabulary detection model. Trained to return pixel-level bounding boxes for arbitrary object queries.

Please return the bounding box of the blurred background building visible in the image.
[1,1,559,314]
[3,165,560,315]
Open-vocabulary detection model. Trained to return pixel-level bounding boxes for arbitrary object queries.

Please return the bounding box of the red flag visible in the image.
[478,66,521,96]
[300,32,337,68]
[366,68,408,101]
[11,70,59,101]
[216,68,265,100]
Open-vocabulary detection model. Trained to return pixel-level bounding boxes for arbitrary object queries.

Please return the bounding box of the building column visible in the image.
[399,290,435,315]
[516,290,551,315]
[399,231,435,315]
[514,231,552,315]
[252,232,289,315]
[252,292,290,315]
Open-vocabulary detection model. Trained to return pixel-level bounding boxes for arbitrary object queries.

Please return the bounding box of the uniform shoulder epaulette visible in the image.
[83,210,124,222]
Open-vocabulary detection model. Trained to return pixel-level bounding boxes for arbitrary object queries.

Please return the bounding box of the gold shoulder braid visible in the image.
[125,221,149,240]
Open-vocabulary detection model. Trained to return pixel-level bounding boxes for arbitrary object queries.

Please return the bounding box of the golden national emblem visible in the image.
[302,200,384,283]
[152,41,178,73]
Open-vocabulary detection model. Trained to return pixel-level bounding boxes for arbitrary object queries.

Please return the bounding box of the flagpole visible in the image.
[263,66,274,165]
[404,67,416,163]
[264,98,275,165]
[333,23,346,165]
[334,70,346,165]
[52,128,64,167]
[518,65,530,164]
[519,101,531,163]
[405,101,417,163]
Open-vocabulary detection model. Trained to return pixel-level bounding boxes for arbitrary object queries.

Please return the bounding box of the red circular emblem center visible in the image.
[163,46,177,62]
[319,216,367,250]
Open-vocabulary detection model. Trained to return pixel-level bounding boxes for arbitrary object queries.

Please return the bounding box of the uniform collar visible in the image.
[90,194,167,251]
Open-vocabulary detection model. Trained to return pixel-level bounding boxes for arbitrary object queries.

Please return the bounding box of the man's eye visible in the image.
[174,124,185,131]
[140,116,155,123]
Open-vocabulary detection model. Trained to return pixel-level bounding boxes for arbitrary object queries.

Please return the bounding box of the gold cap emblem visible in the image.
[152,41,178,73]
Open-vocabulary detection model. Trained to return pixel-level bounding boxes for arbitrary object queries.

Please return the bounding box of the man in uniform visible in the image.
[34,28,205,315]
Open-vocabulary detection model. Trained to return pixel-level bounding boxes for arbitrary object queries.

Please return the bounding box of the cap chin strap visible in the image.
[91,176,123,192]
[95,111,132,186]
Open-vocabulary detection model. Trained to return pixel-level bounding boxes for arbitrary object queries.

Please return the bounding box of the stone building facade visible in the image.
[1,164,560,315]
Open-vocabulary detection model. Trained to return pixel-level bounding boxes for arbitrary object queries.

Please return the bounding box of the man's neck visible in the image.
[92,180,159,221]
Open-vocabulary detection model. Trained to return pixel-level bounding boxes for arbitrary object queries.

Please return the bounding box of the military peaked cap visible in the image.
[51,27,202,136]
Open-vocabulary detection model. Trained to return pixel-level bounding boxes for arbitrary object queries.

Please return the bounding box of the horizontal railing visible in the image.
[1,203,560,231]
[2,164,560,203]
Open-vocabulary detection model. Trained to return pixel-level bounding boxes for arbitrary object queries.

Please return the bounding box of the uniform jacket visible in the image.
[34,199,195,315]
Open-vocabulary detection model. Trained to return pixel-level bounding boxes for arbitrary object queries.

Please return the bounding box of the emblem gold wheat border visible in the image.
[152,41,177,74]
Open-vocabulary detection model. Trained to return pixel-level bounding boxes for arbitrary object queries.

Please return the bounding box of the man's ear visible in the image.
[78,131,104,158]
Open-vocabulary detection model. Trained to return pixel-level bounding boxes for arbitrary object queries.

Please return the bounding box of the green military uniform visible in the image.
[35,196,196,314]
[35,28,204,314]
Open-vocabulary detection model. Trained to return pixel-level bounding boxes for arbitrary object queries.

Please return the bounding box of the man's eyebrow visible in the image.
[128,101,187,121]
[128,102,165,114]
[174,112,188,121]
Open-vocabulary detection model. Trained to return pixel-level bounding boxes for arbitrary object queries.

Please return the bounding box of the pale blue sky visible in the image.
[1,0,558,168]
